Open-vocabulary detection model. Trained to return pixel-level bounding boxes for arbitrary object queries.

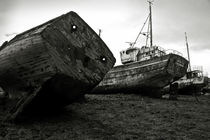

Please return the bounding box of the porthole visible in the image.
[71,24,77,32]
[100,56,107,63]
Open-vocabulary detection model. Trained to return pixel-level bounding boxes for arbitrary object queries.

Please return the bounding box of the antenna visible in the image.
[185,32,191,71]
[148,0,153,47]
[132,0,154,48]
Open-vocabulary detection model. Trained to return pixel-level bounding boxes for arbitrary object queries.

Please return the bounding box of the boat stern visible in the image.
[166,54,188,81]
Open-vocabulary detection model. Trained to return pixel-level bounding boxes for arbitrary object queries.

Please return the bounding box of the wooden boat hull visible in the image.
[92,54,188,97]
[0,11,115,120]
[175,76,208,95]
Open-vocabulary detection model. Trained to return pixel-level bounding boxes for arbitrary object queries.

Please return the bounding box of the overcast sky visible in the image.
[0,0,210,75]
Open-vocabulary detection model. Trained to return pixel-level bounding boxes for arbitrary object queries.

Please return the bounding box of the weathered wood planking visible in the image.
[0,11,115,120]
[92,54,188,97]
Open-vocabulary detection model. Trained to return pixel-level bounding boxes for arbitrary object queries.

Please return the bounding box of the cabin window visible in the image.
[198,72,202,77]
[193,72,198,78]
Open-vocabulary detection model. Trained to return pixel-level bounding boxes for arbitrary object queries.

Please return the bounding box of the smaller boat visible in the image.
[92,1,188,97]
[173,68,208,94]
[163,33,208,95]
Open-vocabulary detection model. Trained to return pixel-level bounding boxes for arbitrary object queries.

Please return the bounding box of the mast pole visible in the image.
[148,0,153,47]
[185,32,191,71]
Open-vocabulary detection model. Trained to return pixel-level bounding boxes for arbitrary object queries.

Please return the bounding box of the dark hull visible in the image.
[177,85,205,95]
[92,54,188,97]
[176,77,208,95]
[0,11,115,120]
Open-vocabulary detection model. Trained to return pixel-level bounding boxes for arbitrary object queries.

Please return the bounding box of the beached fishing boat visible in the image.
[174,69,208,94]
[167,33,208,95]
[0,11,115,120]
[92,1,188,97]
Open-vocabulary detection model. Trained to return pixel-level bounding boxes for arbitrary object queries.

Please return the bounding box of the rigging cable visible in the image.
[132,14,150,47]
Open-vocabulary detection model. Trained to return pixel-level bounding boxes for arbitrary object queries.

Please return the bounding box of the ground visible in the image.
[0,94,210,140]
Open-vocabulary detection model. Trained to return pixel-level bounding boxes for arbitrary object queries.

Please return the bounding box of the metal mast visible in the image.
[185,32,191,71]
[132,0,154,48]
[148,0,153,47]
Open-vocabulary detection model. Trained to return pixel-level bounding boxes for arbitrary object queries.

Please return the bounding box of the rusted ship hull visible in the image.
[92,54,188,97]
[174,77,208,95]
[0,11,115,120]
[163,71,209,95]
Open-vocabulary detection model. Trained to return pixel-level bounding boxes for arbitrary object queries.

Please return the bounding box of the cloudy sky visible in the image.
[0,0,210,75]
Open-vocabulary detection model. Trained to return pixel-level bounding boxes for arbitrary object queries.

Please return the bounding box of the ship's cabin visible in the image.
[186,70,203,79]
[120,47,140,64]
[120,45,166,64]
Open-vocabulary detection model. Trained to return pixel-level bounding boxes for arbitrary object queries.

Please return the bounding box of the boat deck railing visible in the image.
[154,46,165,52]
[120,45,185,64]
[165,49,183,56]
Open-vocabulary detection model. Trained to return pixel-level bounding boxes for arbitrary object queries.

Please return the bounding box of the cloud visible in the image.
[191,43,210,51]
[0,0,18,42]
[0,1,13,23]
[0,0,15,12]
[0,0,209,72]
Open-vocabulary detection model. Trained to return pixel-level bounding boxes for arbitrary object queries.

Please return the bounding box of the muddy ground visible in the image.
[0,94,210,140]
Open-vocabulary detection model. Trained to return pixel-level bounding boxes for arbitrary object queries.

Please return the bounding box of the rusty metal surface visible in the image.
[0,11,115,120]
[174,76,208,95]
[164,67,208,95]
[92,54,188,96]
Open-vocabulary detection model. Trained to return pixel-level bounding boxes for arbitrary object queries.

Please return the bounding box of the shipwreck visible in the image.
[173,69,208,95]
[164,33,208,95]
[92,1,188,97]
[0,11,115,120]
